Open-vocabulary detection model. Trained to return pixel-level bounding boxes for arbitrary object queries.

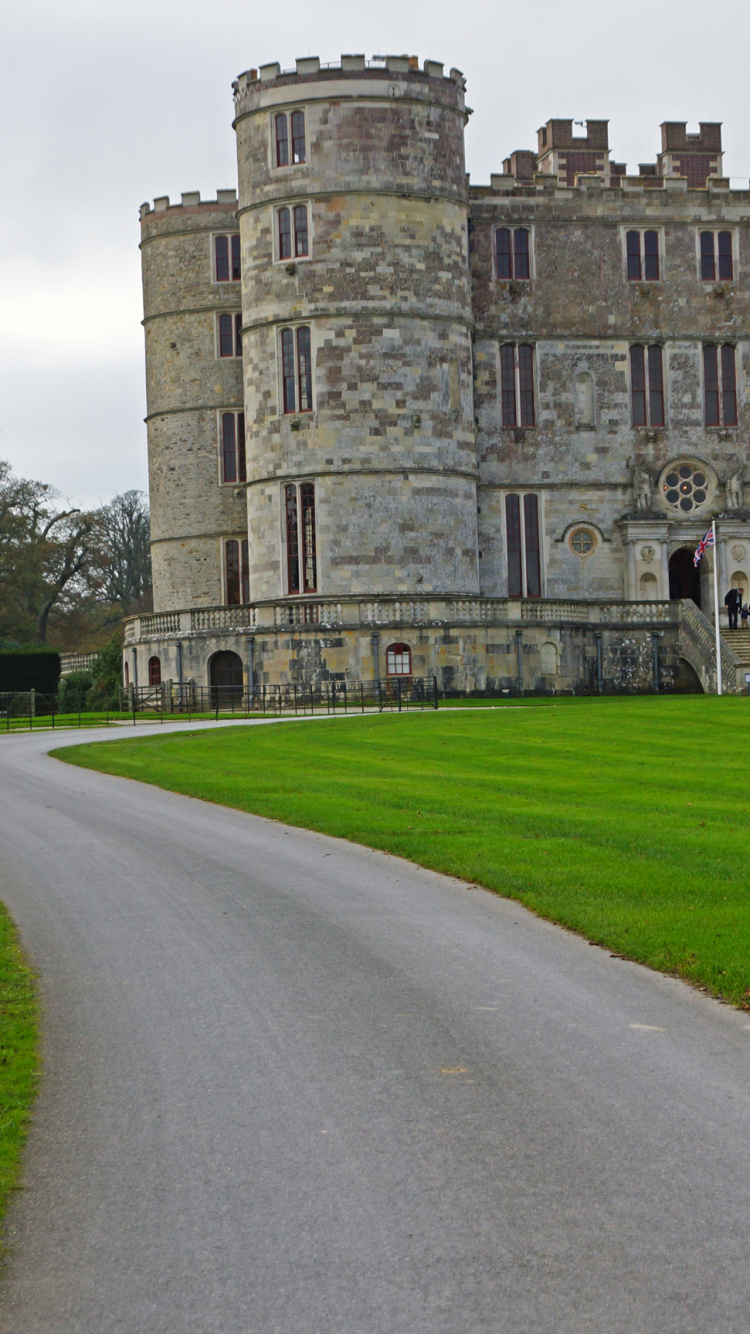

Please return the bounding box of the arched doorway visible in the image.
[669,547,701,608]
[209,651,244,706]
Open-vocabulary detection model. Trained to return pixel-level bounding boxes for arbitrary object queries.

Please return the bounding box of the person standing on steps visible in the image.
[742,602,749,631]
[725,586,742,630]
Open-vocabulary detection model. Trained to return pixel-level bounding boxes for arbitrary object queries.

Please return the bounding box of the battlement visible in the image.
[480,173,745,199]
[139,189,237,221]
[661,121,722,154]
[493,117,729,191]
[233,54,465,95]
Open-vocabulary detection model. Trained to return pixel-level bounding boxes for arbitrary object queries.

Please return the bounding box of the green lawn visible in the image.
[0,907,39,1223]
[56,696,750,1006]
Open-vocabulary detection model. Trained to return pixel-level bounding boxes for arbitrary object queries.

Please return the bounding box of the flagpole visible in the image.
[711,520,723,696]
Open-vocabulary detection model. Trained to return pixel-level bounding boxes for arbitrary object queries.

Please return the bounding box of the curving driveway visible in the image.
[0,720,748,1332]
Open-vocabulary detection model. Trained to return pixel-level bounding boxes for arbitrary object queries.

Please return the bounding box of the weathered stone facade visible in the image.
[126,56,750,695]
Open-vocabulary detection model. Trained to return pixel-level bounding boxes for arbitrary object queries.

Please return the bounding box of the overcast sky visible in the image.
[3,0,750,509]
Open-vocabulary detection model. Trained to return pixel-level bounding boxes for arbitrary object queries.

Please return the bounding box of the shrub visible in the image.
[57,671,93,714]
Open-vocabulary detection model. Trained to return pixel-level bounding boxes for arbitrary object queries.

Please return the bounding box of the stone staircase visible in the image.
[723,629,750,666]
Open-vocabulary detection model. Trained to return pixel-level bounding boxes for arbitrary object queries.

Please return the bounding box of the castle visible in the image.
[124,55,750,695]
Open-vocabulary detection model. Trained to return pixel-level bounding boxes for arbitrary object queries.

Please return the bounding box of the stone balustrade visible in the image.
[125,595,682,641]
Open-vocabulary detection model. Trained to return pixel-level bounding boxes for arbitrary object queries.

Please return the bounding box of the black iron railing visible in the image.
[0,676,438,731]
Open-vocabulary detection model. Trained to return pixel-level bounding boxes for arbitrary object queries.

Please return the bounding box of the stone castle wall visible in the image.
[233,60,480,601]
[140,193,247,610]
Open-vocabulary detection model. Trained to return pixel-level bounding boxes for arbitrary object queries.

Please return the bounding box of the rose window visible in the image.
[662,463,709,513]
[569,527,596,556]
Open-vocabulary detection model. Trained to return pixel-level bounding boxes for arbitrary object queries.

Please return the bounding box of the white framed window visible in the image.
[275,203,310,261]
[279,325,313,414]
[213,234,240,283]
[217,312,242,358]
[698,230,735,281]
[504,492,542,597]
[623,228,661,281]
[386,643,412,676]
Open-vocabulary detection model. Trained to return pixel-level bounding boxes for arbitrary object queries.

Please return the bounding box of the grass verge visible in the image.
[0,907,39,1222]
[55,696,750,1006]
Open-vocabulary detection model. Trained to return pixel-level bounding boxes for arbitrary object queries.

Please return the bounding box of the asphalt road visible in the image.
[0,720,748,1332]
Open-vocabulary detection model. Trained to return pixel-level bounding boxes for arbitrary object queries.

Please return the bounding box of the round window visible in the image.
[661,461,711,513]
[569,527,597,556]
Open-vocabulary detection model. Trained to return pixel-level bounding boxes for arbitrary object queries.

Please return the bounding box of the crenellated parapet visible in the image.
[232,54,467,121]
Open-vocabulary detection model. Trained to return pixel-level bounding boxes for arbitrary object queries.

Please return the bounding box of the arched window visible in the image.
[277,205,309,261]
[124,660,129,686]
[225,538,250,605]
[280,326,312,413]
[284,483,316,594]
[274,113,289,167]
[540,642,558,675]
[148,656,161,686]
[386,643,412,676]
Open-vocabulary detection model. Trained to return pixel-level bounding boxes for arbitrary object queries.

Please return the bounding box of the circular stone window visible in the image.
[569,527,597,556]
[661,461,711,513]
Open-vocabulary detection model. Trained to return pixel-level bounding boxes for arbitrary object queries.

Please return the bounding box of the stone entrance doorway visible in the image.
[209,650,244,704]
[668,547,701,607]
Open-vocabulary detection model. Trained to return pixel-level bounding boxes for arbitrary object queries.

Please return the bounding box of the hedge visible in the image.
[0,652,61,694]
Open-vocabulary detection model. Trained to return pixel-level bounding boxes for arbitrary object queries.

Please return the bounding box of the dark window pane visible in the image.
[221,412,237,482]
[237,413,246,483]
[500,344,516,426]
[630,345,647,426]
[496,229,512,279]
[231,234,241,281]
[215,234,229,282]
[278,207,292,259]
[721,344,737,425]
[241,539,249,605]
[700,231,715,280]
[626,230,641,281]
[718,231,733,281]
[300,482,317,592]
[219,314,233,357]
[644,231,659,280]
[148,656,161,686]
[291,111,306,163]
[505,494,522,597]
[275,113,289,167]
[297,326,312,411]
[647,345,665,426]
[294,205,309,257]
[703,345,720,425]
[523,494,541,597]
[225,540,240,604]
[234,313,242,356]
[281,328,296,413]
[285,484,300,593]
[518,345,535,426]
[514,228,530,279]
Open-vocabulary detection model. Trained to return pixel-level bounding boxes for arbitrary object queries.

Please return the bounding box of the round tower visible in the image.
[140,190,248,612]
[232,55,479,604]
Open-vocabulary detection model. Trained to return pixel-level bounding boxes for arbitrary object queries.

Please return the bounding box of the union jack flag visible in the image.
[693,524,714,568]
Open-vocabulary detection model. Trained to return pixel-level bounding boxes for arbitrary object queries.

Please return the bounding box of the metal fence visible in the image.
[0,676,439,731]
